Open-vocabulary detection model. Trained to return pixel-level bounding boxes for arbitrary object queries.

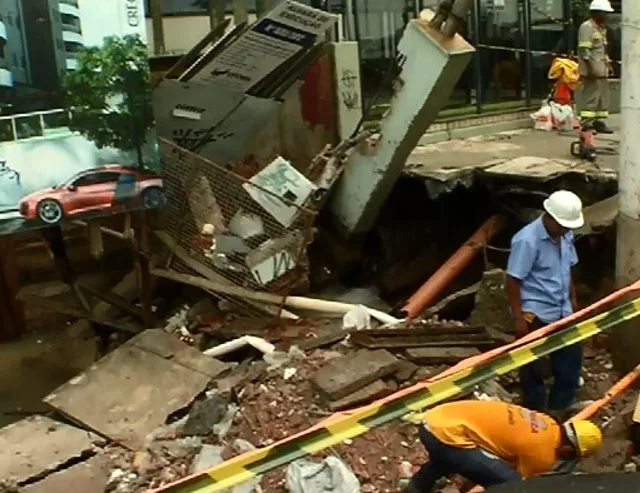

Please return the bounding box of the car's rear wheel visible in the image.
[142,187,166,209]
[37,199,64,225]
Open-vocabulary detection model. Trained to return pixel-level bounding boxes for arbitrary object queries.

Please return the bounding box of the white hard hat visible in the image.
[543,190,584,229]
[590,0,614,12]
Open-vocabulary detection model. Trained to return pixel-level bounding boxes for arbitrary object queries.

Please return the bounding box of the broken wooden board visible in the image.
[22,454,110,493]
[313,349,399,400]
[44,329,229,450]
[406,347,481,364]
[351,332,495,350]
[0,416,103,485]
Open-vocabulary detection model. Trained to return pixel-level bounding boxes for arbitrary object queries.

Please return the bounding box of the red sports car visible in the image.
[19,164,165,225]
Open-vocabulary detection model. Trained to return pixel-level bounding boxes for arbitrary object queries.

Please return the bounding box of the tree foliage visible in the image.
[62,35,153,166]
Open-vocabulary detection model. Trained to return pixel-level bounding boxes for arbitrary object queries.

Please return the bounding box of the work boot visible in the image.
[593,119,614,134]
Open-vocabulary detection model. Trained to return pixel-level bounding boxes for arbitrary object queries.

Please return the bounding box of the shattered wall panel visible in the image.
[160,139,316,305]
[153,80,281,166]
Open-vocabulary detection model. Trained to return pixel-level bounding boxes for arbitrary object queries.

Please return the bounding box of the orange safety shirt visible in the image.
[423,400,562,478]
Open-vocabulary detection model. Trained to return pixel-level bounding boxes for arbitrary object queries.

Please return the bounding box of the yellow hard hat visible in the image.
[563,419,603,457]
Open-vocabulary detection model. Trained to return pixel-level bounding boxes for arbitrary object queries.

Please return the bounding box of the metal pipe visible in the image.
[442,0,474,38]
[570,363,640,421]
[429,0,453,31]
[472,0,482,113]
[401,215,506,319]
[523,0,532,106]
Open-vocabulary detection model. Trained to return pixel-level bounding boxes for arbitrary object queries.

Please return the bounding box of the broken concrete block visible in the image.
[406,347,480,364]
[44,329,229,450]
[0,416,102,485]
[468,269,512,334]
[22,454,110,493]
[182,392,230,436]
[328,380,391,411]
[313,349,399,400]
[394,360,419,382]
[191,444,223,474]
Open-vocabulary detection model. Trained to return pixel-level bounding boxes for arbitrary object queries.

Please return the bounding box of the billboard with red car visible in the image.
[0,0,161,235]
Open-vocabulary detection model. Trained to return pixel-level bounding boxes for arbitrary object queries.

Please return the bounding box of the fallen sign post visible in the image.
[147,292,640,493]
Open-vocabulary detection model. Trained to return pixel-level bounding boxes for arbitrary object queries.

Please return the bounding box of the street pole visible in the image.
[613,1,640,372]
[149,0,165,55]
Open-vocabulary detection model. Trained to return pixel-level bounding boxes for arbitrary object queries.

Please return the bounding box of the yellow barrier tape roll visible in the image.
[150,296,640,493]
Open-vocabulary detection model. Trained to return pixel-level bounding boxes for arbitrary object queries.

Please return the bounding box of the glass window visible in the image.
[74,172,120,186]
[477,0,526,106]
[530,0,569,99]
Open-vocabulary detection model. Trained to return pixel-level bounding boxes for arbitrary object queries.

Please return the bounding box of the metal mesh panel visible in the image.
[159,138,317,313]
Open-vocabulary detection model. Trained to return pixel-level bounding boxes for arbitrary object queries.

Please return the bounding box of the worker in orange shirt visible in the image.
[405,400,602,493]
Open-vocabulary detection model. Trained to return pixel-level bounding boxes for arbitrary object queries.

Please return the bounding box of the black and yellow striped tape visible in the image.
[150,295,640,493]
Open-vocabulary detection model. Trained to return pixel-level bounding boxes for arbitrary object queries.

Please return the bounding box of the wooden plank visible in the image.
[44,329,229,450]
[23,454,110,493]
[350,333,495,350]
[0,416,102,485]
[78,282,144,321]
[155,231,284,317]
[406,347,481,364]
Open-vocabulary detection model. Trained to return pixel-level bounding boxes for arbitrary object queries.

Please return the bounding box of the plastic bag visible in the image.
[286,457,360,493]
[549,101,574,132]
[530,100,553,132]
[342,305,371,331]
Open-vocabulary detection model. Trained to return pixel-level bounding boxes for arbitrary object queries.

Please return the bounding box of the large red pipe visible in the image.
[401,215,507,319]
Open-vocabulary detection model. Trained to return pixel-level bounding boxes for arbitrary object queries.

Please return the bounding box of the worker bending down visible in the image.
[577,0,614,134]
[405,400,602,493]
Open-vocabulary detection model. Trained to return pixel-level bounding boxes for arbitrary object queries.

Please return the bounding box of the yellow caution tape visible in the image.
[150,296,640,493]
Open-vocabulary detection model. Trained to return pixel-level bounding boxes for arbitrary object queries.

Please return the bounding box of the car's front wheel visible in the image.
[142,187,166,209]
[37,199,64,225]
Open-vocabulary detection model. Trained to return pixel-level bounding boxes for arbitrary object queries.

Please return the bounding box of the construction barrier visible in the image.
[150,290,640,493]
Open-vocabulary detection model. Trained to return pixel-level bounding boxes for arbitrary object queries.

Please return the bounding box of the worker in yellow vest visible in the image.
[404,400,602,493]
[577,0,614,134]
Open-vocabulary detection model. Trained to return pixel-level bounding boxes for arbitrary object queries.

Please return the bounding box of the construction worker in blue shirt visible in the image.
[505,190,584,421]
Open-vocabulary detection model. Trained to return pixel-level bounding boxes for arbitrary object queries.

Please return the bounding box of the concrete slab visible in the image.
[0,416,102,485]
[405,114,620,197]
[406,347,480,364]
[328,380,391,411]
[44,329,229,449]
[22,454,110,493]
[313,349,399,400]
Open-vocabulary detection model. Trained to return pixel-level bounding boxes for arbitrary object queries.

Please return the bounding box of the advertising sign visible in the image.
[0,0,161,235]
[193,0,338,92]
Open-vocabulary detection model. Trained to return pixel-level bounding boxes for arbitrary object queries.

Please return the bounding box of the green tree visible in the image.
[63,35,154,167]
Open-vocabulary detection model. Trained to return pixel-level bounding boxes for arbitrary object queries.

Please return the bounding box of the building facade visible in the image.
[0,0,31,91]
[21,0,85,93]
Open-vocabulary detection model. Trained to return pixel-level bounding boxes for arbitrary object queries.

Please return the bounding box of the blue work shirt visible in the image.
[507,216,578,324]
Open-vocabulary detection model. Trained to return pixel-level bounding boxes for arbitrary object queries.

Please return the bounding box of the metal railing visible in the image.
[0,108,72,143]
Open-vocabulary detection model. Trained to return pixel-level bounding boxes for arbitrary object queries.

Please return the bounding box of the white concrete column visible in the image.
[329,11,474,234]
[613,1,640,371]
